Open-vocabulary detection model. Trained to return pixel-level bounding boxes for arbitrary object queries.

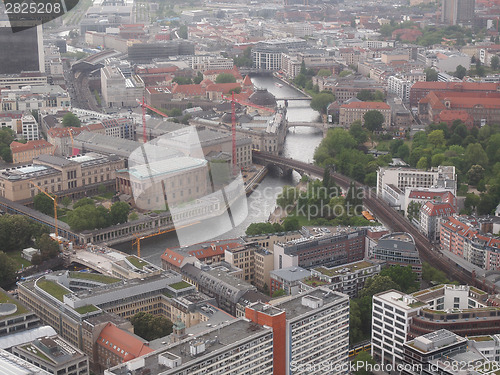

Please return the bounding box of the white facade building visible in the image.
[21,113,39,141]
[388,76,413,102]
[101,60,145,108]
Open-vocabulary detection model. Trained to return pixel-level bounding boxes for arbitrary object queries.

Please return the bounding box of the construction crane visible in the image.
[222,92,275,174]
[30,181,59,240]
[68,128,76,156]
[136,97,169,143]
[132,221,200,257]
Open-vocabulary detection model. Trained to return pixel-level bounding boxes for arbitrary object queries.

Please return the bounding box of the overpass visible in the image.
[252,151,493,292]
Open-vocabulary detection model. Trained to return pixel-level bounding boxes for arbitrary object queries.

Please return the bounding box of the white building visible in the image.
[100,59,145,108]
[21,113,39,141]
[372,285,487,368]
[187,55,234,72]
[388,76,413,102]
[1,85,71,114]
[377,166,457,207]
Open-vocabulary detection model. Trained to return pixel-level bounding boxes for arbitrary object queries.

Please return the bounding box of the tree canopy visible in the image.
[363,110,385,132]
[0,252,17,289]
[310,92,335,114]
[215,73,236,84]
[62,112,81,127]
[131,312,173,341]
[0,127,15,163]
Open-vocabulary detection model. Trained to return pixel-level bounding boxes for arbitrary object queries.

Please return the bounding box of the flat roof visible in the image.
[127,157,207,180]
[272,288,347,320]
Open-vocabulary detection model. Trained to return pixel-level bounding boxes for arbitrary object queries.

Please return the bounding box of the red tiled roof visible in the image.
[188,242,241,260]
[421,201,456,217]
[411,81,500,91]
[47,127,85,138]
[206,83,241,93]
[171,83,206,96]
[421,90,500,109]
[97,323,153,362]
[243,75,252,86]
[341,101,390,110]
[10,140,54,153]
[161,248,187,266]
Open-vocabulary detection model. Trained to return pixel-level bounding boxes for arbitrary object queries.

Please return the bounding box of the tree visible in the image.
[33,192,55,216]
[172,76,192,85]
[422,262,450,284]
[193,71,204,84]
[310,92,335,114]
[363,110,384,133]
[454,65,467,79]
[317,69,332,77]
[36,233,60,260]
[416,156,429,170]
[491,56,500,71]
[61,196,71,208]
[178,25,188,39]
[131,312,173,341]
[424,67,438,81]
[465,143,488,168]
[353,351,377,375]
[215,73,236,83]
[283,217,300,231]
[0,251,17,289]
[467,165,485,186]
[349,121,368,145]
[427,129,445,148]
[62,112,81,127]
[110,202,130,225]
[380,265,418,293]
[272,289,287,298]
[359,275,400,298]
[356,89,374,101]
[407,201,422,222]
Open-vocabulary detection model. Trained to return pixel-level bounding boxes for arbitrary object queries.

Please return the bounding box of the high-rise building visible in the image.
[0,21,44,74]
[441,0,475,25]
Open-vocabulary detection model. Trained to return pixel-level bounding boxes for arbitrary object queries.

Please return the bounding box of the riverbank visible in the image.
[268,179,308,224]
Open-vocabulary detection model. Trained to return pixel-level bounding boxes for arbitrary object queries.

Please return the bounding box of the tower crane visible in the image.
[136,97,169,143]
[222,92,275,174]
[30,181,59,240]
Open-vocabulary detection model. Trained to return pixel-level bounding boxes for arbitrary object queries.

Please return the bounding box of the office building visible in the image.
[246,288,350,375]
[12,335,89,375]
[252,38,307,71]
[269,266,311,295]
[377,165,457,204]
[10,140,56,164]
[127,41,195,63]
[370,232,422,275]
[442,0,475,25]
[104,319,274,375]
[0,348,50,375]
[273,228,366,270]
[0,21,44,74]
[372,284,489,367]
[100,60,145,108]
[0,288,40,340]
[0,153,125,202]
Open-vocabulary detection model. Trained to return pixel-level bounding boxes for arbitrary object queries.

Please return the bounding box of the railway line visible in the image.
[254,151,482,289]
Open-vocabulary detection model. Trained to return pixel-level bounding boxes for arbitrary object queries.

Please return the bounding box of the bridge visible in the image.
[275,97,311,101]
[252,151,496,293]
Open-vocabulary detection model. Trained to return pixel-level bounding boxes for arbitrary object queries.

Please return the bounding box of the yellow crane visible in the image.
[132,221,200,258]
[30,181,59,240]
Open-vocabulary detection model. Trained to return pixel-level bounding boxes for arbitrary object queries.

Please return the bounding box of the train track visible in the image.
[254,152,480,287]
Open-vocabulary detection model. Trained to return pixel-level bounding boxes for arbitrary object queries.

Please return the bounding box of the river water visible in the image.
[114,76,323,265]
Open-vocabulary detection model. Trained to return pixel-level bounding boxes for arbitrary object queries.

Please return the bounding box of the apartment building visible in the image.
[246,288,350,375]
[10,140,56,164]
[440,216,500,270]
[273,228,366,270]
[252,38,307,71]
[104,319,274,375]
[304,259,384,298]
[376,165,457,203]
[370,232,422,275]
[12,335,89,375]
[21,112,39,141]
[0,85,71,114]
[338,101,391,129]
[419,201,456,242]
[318,76,386,104]
[442,0,475,25]
[0,153,125,202]
[254,248,274,292]
[224,244,259,283]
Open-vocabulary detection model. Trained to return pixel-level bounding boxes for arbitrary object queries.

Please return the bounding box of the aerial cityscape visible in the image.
[0,0,500,374]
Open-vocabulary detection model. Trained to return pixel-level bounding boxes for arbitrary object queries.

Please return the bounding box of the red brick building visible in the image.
[409,81,500,107]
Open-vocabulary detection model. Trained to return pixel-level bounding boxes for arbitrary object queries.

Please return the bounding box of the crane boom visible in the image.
[30,181,59,240]
[136,98,169,143]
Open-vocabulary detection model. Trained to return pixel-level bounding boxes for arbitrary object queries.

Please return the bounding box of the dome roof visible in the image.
[249,88,276,107]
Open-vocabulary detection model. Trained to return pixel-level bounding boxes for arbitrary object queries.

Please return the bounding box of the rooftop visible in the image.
[314,260,377,276]
[270,266,310,282]
[0,289,29,320]
[272,288,347,320]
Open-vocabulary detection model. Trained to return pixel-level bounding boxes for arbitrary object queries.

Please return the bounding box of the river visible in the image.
[113,76,323,265]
